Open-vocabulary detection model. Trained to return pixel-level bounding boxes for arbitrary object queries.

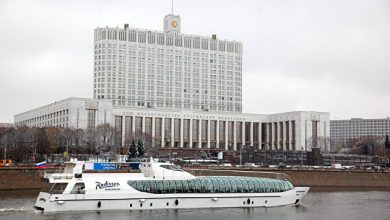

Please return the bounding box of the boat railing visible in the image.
[44,173,73,180]
[41,189,66,194]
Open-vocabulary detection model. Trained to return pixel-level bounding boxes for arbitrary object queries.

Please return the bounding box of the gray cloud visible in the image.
[0,0,389,122]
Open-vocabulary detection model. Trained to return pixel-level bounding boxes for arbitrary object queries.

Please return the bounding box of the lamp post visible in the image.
[301,146,304,166]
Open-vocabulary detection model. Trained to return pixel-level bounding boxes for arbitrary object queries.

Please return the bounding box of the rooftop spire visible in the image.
[171,0,174,14]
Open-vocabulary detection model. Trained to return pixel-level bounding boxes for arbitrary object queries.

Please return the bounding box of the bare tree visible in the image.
[96,123,116,154]
[83,128,99,155]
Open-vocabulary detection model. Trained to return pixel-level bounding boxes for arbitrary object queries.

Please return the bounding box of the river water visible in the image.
[0,191,389,220]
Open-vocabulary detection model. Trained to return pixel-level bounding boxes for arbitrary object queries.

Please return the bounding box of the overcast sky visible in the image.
[0,0,389,122]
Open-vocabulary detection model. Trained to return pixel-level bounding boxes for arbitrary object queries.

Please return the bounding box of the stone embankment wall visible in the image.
[0,167,389,191]
[188,169,390,190]
[0,168,51,190]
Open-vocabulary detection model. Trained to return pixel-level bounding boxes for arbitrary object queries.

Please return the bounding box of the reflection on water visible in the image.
[0,191,389,220]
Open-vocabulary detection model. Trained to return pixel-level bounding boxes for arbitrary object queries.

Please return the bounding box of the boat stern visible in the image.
[34,192,50,212]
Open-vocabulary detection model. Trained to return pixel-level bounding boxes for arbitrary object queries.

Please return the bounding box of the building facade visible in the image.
[93,14,243,112]
[14,13,331,152]
[330,118,390,147]
[15,98,330,152]
[14,98,112,129]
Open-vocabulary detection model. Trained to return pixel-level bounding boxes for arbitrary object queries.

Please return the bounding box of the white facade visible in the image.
[330,118,390,146]
[15,98,330,152]
[93,14,243,112]
[14,98,112,129]
[14,14,331,152]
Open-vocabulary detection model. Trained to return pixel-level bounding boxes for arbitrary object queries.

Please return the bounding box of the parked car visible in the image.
[244,163,258,168]
[0,159,15,167]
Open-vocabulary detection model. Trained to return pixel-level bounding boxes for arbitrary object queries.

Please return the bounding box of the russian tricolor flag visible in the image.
[36,161,46,169]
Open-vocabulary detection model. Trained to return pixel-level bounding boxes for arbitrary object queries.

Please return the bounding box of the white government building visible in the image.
[94,14,242,112]
[14,14,330,152]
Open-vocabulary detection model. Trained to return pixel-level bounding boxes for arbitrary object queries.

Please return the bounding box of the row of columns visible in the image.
[116,116,296,151]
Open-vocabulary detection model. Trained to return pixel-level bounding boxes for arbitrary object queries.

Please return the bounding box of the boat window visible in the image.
[287,181,294,190]
[168,180,176,193]
[211,178,219,193]
[126,177,294,194]
[175,180,182,193]
[70,183,85,194]
[262,179,270,192]
[49,183,68,194]
[182,180,189,193]
[266,180,273,192]
[269,180,275,192]
[283,181,289,191]
[252,179,259,193]
[223,178,231,193]
[241,179,249,193]
[205,179,213,193]
[194,179,201,193]
[230,179,237,193]
[247,179,254,193]
[150,180,157,193]
[188,179,195,193]
[270,180,277,192]
[144,181,151,192]
[162,181,169,193]
[235,179,242,193]
[160,165,181,171]
[156,180,163,193]
[199,178,207,193]
[277,181,284,192]
[136,181,143,191]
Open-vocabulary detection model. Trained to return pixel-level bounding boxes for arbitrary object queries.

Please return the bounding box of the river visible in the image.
[0,191,389,220]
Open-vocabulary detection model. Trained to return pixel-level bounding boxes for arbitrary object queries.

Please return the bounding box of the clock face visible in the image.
[171,20,178,28]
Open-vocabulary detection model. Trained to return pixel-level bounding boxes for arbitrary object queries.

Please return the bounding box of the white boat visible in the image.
[34,158,309,212]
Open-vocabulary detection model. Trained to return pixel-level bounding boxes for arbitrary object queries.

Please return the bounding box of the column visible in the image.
[180,118,184,148]
[271,122,275,150]
[225,120,228,151]
[289,120,292,150]
[152,117,155,148]
[171,118,174,148]
[198,120,202,148]
[161,118,165,148]
[216,120,220,149]
[277,122,280,150]
[131,116,135,135]
[121,116,125,147]
[242,121,245,148]
[283,121,287,151]
[258,122,262,150]
[189,119,193,148]
[233,121,237,151]
[265,123,269,150]
[207,120,211,149]
[142,117,145,133]
[250,122,254,146]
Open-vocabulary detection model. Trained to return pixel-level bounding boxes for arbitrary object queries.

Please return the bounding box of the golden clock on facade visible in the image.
[171,20,178,28]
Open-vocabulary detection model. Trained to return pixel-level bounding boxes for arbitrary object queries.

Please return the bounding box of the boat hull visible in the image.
[34,188,307,212]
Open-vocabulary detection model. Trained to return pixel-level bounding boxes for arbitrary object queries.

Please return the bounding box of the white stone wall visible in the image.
[14,97,330,152]
[14,98,112,129]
